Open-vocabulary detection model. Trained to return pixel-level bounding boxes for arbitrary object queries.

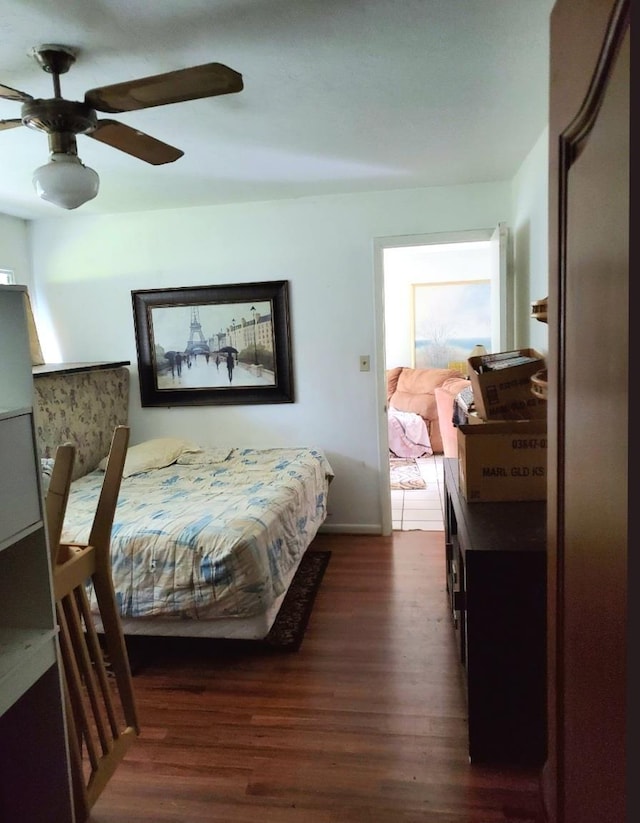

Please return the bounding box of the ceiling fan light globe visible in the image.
[32,152,99,209]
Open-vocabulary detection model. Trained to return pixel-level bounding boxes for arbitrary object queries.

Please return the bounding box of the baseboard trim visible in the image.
[319,523,382,535]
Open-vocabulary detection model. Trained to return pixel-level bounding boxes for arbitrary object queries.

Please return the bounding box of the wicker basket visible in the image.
[530,369,548,400]
[531,297,548,324]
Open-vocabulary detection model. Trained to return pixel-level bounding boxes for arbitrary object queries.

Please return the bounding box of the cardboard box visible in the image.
[468,348,546,421]
[457,419,547,502]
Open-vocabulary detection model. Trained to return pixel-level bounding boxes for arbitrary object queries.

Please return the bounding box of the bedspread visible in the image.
[60,447,334,621]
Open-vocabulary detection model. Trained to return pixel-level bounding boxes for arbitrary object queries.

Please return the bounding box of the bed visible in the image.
[33,364,334,640]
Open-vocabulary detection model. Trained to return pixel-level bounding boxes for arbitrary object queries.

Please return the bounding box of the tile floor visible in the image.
[391,453,445,531]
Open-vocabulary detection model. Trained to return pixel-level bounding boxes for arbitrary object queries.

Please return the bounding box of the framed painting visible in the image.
[132,280,294,407]
[412,280,491,369]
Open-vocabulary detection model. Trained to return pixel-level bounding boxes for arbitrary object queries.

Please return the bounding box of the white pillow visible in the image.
[99,437,202,477]
[176,447,233,465]
[41,457,56,492]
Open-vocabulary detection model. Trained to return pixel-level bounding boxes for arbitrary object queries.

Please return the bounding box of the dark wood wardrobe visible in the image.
[545,1,629,821]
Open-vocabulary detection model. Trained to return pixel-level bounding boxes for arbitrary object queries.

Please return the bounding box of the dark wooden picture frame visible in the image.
[132,280,294,407]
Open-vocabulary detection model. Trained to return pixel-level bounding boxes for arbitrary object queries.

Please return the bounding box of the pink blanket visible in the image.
[388,407,433,458]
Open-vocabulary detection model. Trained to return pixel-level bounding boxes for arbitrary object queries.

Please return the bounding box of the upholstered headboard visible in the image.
[33,364,130,480]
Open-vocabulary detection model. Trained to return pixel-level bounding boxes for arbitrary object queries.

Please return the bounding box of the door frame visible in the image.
[373,228,510,535]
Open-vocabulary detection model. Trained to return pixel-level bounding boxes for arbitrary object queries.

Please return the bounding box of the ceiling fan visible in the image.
[0,44,244,209]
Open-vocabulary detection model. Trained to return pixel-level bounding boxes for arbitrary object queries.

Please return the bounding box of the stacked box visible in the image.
[457,419,547,502]
[458,348,548,502]
[467,348,546,421]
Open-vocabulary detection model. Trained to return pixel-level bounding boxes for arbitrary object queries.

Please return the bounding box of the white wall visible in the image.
[25,166,547,533]
[510,127,549,355]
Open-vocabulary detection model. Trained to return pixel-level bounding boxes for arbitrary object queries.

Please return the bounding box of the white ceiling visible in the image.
[0,0,554,221]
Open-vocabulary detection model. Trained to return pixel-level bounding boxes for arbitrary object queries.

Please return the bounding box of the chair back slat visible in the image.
[45,442,75,566]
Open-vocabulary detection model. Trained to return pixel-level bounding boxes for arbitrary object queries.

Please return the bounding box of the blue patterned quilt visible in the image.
[61,447,334,620]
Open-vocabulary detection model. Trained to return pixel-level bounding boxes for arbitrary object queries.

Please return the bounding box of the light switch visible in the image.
[359,355,370,372]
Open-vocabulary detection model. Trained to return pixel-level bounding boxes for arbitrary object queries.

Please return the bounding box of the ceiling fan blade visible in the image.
[89,119,183,165]
[0,118,23,131]
[84,63,243,114]
[0,84,33,103]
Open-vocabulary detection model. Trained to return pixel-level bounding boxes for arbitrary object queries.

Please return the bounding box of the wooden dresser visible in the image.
[443,457,546,766]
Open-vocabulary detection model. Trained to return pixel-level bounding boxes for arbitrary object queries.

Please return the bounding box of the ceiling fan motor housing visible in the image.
[21,98,97,135]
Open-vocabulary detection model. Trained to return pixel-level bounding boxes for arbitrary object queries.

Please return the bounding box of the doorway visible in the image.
[374,226,509,534]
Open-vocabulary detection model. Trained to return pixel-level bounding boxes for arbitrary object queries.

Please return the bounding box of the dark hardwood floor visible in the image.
[89,531,545,823]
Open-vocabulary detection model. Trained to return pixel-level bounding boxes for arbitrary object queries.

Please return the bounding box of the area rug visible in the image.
[264,549,331,651]
[389,457,426,490]
[122,549,331,669]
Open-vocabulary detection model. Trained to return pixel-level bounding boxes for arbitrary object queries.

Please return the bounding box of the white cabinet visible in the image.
[0,285,74,822]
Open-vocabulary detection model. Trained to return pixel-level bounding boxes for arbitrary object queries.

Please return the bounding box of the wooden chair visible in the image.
[47,426,139,822]
[44,441,75,564]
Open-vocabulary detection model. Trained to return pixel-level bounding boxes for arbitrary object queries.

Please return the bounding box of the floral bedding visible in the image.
[60,446,334,621]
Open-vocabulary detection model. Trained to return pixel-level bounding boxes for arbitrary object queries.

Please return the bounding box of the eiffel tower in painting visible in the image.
[185,306,210,355]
